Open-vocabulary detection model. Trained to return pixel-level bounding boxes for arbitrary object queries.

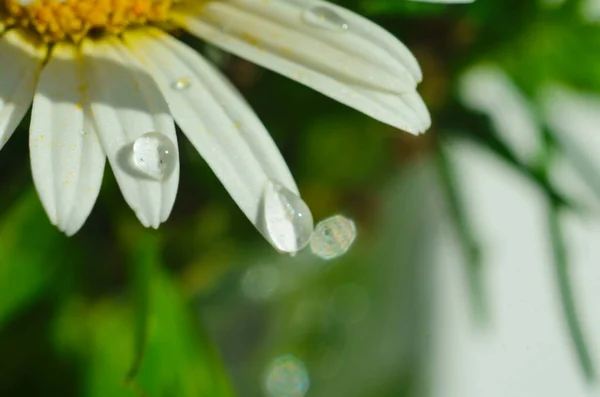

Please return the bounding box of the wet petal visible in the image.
[81,37,180,228]
[29,43,106,235]
[174,0,430,134]
[124,29,306,249]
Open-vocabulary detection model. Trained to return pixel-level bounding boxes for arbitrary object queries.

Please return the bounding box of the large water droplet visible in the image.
[263,181,314,253]
[264,355,310,397]
[310,215,356,260]
[172,76,192,91]
[302,5,349,32]
[131,132,176,181]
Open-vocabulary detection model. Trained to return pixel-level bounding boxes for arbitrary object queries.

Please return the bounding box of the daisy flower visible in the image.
[0,0,444,252]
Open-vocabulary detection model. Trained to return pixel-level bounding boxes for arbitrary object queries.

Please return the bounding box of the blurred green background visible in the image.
[1,0,598,396]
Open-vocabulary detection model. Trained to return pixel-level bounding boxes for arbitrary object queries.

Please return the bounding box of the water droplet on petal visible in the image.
[131,132,176,181]
[172,76,192,91]
[265,355,310,397]
[302,5,349,32]
[264,181,314,253]
[310,215,356,260]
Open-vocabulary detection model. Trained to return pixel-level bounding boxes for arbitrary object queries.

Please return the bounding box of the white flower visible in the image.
[0,0,442,251]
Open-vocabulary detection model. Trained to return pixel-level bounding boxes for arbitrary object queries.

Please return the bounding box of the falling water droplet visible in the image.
[172,76,192,91]
[265,355,310,397]
[310,215,356,260]
[131,132,176,181]
[302,5,349,32]
[263,181,314,253]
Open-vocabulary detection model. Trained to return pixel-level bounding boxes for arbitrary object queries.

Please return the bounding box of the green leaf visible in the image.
[547,204,596,383]
[128,231,235,397]
[0,190,64,328]
[51,231,235,397]
[436,140,488,323]
[84,303,139,397]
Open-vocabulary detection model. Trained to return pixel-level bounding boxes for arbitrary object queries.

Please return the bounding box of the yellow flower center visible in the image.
[1,0,175,43]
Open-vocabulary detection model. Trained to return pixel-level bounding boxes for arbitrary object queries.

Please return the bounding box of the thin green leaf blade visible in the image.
[129,231,236,397]
[548,204,596,383]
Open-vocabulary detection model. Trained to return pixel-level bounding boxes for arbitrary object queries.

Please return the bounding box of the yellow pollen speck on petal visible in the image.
[241,32,260,47]
[2,0,177,43]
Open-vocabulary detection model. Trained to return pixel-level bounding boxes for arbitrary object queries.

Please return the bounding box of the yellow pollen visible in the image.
[2,0,175,42]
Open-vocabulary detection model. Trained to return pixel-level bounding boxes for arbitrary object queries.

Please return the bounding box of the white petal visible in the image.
[432,139,586,397]
[81,37,180,228]
[189,0,416,91]
[581,0,600,22]
[0,30,45,150]
[255,0,423,80]
[459,65,542,165]
[549,152,600,213]
[123,29,301,246]
[29,43,106,236]
[173,0,430,134]
[541,85,600,200]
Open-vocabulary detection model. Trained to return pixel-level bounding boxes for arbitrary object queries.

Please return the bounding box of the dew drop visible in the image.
[172,76,192,91]
[264,355,310,397]
[131,132,176,181]
[310,215,356,260]
[263,181,314,253]
[302,5,349,32]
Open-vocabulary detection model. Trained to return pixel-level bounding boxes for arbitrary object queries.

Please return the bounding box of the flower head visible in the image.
[0,0,436,252]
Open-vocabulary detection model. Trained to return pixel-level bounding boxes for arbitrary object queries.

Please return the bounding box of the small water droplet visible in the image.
[172,77,192,91]
[310,215,356,260]
[131,132,176,181]
[264,181,314,253]
[80,130,88,136]
[302,5,349,32]
[265,355,310,397]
